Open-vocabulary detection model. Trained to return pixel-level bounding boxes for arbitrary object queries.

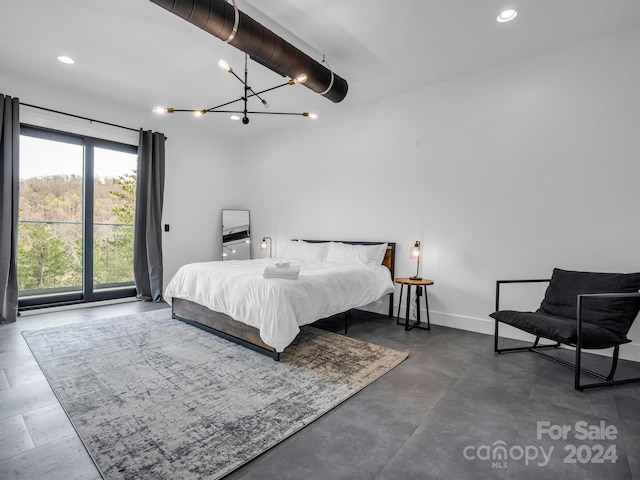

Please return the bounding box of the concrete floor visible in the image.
[1,301,639,479]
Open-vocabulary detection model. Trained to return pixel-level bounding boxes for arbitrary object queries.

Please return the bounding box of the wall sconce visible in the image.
[410,241,422,280]
[261,236,272,258]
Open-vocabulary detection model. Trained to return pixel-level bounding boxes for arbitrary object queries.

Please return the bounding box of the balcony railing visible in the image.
[19,220,133,227]
[17,219,135,297]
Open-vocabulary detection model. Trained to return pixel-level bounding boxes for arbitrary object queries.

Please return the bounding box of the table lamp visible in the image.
[410,241,422,280]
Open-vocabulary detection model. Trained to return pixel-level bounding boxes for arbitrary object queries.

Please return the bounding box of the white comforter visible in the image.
[164,258,395,352]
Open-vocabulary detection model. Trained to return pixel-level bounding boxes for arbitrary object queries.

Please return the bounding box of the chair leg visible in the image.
[495,320,533,352]
[574,345,621,388]
[575,339,582,391]
[495,321,559,354]
[573,343,640,390]
[607,346,620,382]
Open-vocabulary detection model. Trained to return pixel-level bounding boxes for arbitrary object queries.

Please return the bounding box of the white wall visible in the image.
[161,120,242,280]
[0,72,243,285]
[240,28,640,360]
[4,27,640,361]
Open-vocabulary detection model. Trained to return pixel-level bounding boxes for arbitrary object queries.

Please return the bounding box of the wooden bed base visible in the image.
[172,297,281,360]
[171,241,396,361]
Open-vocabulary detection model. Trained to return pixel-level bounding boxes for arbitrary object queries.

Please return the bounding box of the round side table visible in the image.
[394,277,434,331]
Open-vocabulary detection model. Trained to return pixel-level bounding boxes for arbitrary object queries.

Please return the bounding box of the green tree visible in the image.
[94,170,136,286]
[110,171,136,224]
[18,222,74,291]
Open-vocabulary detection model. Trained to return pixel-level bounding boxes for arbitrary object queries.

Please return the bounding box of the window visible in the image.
[18,125,137,308]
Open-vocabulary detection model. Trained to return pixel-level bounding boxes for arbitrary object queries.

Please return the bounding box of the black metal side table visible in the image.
[394,277,434,331]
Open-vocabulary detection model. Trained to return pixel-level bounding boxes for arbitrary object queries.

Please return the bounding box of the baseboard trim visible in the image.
[361,299,640,363]
[19,297,140,316]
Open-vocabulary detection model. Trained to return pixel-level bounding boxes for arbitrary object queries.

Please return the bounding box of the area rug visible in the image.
[23,309,408,480]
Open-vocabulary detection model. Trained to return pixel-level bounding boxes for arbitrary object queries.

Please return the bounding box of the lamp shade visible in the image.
[410,241,421,260]
[261,236,273,258]
[410,241,422,280]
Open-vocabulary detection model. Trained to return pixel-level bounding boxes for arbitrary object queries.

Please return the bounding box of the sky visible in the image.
[19,135,136,180]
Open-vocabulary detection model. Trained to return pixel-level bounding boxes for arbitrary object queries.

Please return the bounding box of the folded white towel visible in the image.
[274,260,290,269]
[263,264,300,279]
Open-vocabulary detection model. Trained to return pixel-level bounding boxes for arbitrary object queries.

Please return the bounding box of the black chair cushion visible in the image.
[540,268,640,339]
[490,309,631,349]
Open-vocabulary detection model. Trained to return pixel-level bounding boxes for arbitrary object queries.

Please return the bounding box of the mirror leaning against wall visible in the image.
[222,209,251,261]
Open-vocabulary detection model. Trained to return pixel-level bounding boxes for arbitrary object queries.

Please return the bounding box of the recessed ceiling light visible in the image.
[230,115,241,121]
[57,55,75,64]
[497,9,518,23]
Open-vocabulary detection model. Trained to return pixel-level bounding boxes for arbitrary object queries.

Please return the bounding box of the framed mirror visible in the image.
[222,209,251,260]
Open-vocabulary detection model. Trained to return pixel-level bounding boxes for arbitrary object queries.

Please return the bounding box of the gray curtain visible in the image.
[0,95,20,324]
[134,130,166,302]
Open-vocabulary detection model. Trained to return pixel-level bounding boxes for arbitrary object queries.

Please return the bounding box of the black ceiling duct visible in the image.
[149,0,348,103]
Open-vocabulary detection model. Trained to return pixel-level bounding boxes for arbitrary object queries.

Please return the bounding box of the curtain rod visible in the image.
[20,102,140,134]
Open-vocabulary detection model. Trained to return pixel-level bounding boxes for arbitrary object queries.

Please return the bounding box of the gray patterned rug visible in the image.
[23,309,408,480]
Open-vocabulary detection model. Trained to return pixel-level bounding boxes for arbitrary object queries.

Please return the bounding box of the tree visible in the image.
[18,222,74,291]
[94,170,136,286]
[109,171,136,224]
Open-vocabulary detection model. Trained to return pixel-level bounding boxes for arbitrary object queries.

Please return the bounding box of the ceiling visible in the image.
[1,0,639,137]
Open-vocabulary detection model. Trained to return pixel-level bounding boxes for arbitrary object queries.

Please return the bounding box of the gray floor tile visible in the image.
[428,364,536,427]
[505,414,632,480]
[346,360,458,432]
[23,404,76,447]
[0,379,58,421]
[0,369,10,390]
[618,420,640,480]
[229,401,412,480]
[375,401,515,480]
[615,393,640,426]
[0,434,100,480]
[4,362,46,388]
[0,349,35,371]
[0,328,28,354]
[0,415,35,462]
[528,375,620,420]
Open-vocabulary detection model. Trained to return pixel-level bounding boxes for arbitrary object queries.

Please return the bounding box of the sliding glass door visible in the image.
[18,125,137,308]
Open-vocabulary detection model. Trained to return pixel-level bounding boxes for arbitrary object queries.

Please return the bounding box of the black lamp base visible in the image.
[410,276,422,280]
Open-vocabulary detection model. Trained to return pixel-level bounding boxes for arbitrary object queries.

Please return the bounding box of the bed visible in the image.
[164,240,396,360]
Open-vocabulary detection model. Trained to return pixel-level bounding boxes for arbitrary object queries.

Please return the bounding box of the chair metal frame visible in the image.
[493,279,640,391]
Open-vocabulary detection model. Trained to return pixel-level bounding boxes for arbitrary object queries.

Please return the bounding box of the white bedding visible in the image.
[164,258,395,352]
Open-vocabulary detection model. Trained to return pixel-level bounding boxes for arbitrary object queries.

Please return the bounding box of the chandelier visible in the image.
[153,54,317,125]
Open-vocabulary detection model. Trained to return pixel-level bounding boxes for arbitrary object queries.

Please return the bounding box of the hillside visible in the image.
[18,173,135,293]
[19,174,131,224]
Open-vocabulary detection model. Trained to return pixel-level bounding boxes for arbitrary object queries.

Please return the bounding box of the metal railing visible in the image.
[17,219,135,297]
[19,219,134,227]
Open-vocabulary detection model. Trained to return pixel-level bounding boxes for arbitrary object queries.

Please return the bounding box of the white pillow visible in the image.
[281,240,329,262]
[325,242,388,267]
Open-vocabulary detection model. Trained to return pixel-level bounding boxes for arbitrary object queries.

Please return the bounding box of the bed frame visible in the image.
[171,240,396,361]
